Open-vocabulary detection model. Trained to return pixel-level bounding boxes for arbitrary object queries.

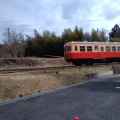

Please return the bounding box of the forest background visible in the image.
[0,24,120,58]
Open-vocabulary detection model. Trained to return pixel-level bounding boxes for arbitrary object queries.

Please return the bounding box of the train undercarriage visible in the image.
[70,58,120,66]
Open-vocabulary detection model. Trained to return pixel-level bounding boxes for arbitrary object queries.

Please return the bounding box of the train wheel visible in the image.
[90,62,94,65]
[86,63,90,66]
[74,63,78,66]
[85,60,91,66]
[78,61,82,66]
[72,61,79,66]
[72,61,82,66]
[90,61,94,65]
[86,60,93,66]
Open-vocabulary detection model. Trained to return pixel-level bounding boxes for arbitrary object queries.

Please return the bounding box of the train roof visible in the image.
[64,41,120,45]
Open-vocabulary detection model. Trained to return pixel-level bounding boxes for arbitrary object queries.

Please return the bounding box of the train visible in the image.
[64,41,120,66]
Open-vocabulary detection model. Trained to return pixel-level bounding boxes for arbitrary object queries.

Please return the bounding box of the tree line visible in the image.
[0,24,120,58]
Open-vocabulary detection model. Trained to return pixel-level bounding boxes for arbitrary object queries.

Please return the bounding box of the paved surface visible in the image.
[0,74,120,120]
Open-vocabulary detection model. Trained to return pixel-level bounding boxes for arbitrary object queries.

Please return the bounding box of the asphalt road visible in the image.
[0,74,120,120]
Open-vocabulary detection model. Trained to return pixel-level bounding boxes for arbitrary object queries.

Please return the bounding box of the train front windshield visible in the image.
[64,46,71,59]
[64,46,71,53]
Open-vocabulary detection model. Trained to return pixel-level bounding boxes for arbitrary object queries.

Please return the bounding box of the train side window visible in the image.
[106,46,110,52]
[112,46,116,51]
[75,46,77,51]
[100,46,104,52]
[87,46,92,52]
[117,46,120,51]
[94,46,98,51]
[80,46,85,52]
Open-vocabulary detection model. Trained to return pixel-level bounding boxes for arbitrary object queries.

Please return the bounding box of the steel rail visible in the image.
[0,63,111,74]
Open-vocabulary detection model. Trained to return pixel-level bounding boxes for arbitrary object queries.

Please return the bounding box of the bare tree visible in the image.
[3,28,25,58]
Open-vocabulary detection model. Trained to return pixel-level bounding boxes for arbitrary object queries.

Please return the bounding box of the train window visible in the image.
[100,46,104,52]
[117,46,120,51]
[106,46,110,52]
[75,46,77,51]
[80,46,85,52]
[87,46,92,52]
[112,46,116,51]
[67,46,71,52]
[94,46,98,51]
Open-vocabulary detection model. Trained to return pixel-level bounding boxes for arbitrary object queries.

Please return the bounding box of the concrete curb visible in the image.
[113,69,120,74]
[85,70,113,78]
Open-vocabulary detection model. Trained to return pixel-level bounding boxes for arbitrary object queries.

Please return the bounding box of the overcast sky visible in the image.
[0,0,120,43]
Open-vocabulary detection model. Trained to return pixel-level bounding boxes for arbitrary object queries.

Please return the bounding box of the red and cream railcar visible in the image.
[64,41,120,66]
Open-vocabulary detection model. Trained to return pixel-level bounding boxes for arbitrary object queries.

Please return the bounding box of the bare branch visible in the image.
[3,28,25,58]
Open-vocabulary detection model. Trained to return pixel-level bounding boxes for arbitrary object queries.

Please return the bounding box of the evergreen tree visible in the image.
[84,32,92,41]
[91,29,99,42]
[109,24,120,38]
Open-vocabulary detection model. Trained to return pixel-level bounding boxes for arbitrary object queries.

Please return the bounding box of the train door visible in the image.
[74,45,78,59]
[94,45,99,59]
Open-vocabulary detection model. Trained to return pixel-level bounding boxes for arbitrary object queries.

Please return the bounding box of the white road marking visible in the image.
[116,87,120,89]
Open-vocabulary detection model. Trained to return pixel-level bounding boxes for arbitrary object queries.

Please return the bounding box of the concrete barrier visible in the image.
[113,69,120,74]
[85,70,113,78]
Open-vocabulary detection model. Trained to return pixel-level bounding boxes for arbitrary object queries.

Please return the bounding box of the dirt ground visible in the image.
[0,58,112,102]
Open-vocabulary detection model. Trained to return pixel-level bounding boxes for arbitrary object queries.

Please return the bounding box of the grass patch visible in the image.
[0,58,112,102]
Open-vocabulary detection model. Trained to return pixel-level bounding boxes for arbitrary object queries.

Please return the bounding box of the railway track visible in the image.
[0,63,112,74]
[0,65,79,74]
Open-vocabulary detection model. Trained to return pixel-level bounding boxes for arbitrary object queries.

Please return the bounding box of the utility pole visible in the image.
[8,27,11,58]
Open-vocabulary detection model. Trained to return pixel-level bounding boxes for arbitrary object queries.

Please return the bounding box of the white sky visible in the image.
[0,0,120,43]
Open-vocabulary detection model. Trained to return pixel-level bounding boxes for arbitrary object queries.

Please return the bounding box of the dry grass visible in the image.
[0,58,112,102]
[0,70,88,102]
[0,58,71,69]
